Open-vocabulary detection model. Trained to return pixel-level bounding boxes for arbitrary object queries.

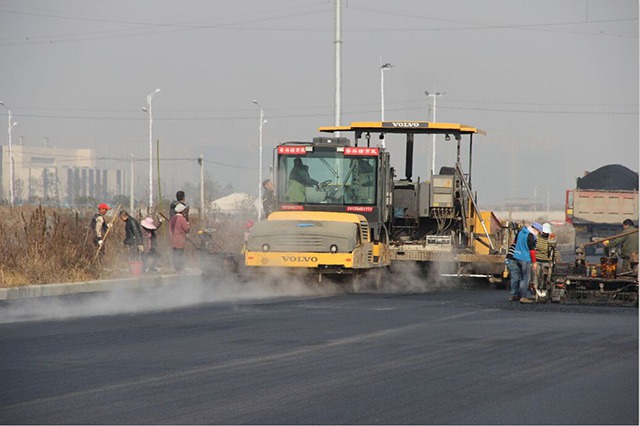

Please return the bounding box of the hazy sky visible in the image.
[1,0,637,207]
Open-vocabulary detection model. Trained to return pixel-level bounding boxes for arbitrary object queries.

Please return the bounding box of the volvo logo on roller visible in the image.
[391,121,420,127]
[385,121,423,128]
[282,255,318,263]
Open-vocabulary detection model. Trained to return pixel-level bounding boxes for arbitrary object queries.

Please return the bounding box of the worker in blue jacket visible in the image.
[512,222,543,304]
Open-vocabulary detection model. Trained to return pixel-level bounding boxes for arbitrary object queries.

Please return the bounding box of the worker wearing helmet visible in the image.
[91,203,112,248]
[603,219,638,272]
[533,223,554,295]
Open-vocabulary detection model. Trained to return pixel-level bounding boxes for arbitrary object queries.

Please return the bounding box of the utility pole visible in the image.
[7,110,15,206]
[156,139,162,214]
[380,59,392,149]
[199,154,204,223]
[129,153,134,212]
[380,58,392,122]
[425,90,445,175]
[143,88,160,212]
[0,102,17,206]
[334,0,342,131]
[253,100,267,220]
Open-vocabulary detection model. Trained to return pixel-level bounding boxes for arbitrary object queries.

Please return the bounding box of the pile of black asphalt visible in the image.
[577,164,639,191]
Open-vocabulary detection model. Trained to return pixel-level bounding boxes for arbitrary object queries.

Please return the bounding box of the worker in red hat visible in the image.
[91,203,112,248]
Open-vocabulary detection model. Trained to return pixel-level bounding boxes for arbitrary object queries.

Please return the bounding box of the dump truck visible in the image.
[244,120,511,287]
[566,164,638,255]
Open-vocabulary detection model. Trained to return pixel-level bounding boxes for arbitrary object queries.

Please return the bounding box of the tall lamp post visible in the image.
[143,88,160,210]
[380,61,393,121]
[0,101,17,206]
[334,0,342,130]
[424,90,445,175]
[380,60,393,148]
[198,154,205,222]
[252,100,267,220]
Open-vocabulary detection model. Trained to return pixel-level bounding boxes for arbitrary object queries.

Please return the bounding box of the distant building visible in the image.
[0,145,125,205]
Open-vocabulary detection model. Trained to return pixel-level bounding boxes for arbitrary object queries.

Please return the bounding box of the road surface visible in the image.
[0,277,637,424]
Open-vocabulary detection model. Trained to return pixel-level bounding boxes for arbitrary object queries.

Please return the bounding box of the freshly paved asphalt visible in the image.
[0,276,637,424]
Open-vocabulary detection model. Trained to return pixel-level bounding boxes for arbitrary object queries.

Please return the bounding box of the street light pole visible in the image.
[143,88,160,211]
[380,60,392,122]
[199,154,204,222]
[380,60,392,149]
[252,100,267,220]
[130,153,134,212]
[424,90,445,175]
[0,101,17,206]
[334,0,342,131]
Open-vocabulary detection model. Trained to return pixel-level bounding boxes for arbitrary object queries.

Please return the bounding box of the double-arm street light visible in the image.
[0,101,17,206]
[424,90,445,175]
[142,88,160,210]
[252,99,267,220]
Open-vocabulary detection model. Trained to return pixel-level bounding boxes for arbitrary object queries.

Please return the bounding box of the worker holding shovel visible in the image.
[92,202,121,260]
[92,202,121,261]
[91,203,112,249]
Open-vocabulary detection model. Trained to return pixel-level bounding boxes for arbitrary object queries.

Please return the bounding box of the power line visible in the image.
[7,153,255,170]
[11,103,637,121]
[0,3,635,46]
[0,4,334,46]
[436,105,637,115]
[11,98,638,113]
[0,1,329,27]
[347,5,638,38]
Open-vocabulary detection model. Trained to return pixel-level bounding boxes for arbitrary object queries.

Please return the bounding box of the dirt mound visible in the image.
[577,164,638,191]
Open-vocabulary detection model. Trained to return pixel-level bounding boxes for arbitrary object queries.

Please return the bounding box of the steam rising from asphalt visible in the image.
[0,262,466,324]
[376,261,460,293]
[0,271,342,324]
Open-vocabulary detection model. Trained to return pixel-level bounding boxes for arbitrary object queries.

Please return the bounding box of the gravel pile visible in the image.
[577,164,639,191]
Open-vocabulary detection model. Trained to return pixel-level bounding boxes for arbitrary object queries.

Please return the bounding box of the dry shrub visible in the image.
[0,206,128,287]
[0,202,256,287]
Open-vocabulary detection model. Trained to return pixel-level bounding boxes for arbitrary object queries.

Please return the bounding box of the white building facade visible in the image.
[0,145,125,205]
